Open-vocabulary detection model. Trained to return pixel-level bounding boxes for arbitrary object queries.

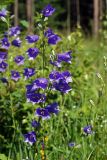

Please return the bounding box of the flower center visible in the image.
[46,9,49,13]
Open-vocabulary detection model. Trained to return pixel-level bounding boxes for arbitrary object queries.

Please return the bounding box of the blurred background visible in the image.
[0,0,107,37]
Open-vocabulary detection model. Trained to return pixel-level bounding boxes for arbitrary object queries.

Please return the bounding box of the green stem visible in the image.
[8,95,16,159]
[42,31,45,77]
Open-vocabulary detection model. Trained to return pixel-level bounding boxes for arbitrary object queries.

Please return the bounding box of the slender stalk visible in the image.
[42,27,45,77]
[8,96,16,159]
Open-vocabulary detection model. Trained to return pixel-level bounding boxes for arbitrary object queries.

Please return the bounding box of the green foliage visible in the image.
[99,14,107,43]
[20,20,29,29]
[0,154,11,160]
[0,0,14,6]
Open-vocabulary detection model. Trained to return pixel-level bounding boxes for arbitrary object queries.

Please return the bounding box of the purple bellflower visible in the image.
[14,55,24,65]
[26,35,39,43]
[61,71,72,83]
[57,51,72,63]
[9,26,20,37]
[83,125,93,135]
[24,68,35,79]
[68,142,76,147]
[50,60,61,68]
[27,92,46,104]
[45,102,59,114]
[0,8,7,18]
[49,71,72,83]
[48,34,61,45]
[35,108,50,120]
[0,77,8,84]
[44,28,54,38]
[49,70,62,82]
[12,37,21,47]
[41,4,55,17]
[31,120,40,128]
[0,51,7,62]
[24,131,36,145]
[26,84,36,93]
[26,48,39,60]
[0,61,8,72]
[52,79,72,93]
[1,37,10,50]
[32,78,48,90]
[11,70,20,81]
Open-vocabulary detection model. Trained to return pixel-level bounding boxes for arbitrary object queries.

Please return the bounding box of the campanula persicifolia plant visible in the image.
[0,4,72,159]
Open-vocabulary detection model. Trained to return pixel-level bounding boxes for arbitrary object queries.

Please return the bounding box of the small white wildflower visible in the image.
[89,99,95,106]
[67,35,71,41]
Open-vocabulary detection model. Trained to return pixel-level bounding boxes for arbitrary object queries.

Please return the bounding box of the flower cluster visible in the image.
[23,4,72,145]
[0,5,73,147]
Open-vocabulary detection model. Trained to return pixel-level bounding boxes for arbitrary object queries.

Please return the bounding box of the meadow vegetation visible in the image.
[0,4,107,160]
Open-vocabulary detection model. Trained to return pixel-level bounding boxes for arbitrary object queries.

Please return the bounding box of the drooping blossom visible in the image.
[35,108,50,120]
[14,55,24,65]
[83,125,93,135]
[26,48,39,60]
[27,92,46,104]
[12,37,21,47]
[45,102,59,114]
[57,51,72,63]
[44,28,54,38]
[1,37,10,50]
[61,71,72,83]
[26,84,35,93]
[0,61,8,72]
[52,79,72,93]
[23,68,35,79]
[41,4,55,17]
[31,120,40,128]
[9,26,20,37]
[24,131,36,145]
[11,70,20,81]
[50,51,72,66]
[0,77,8,84]
[26,35,39,43]
[49,70,62,82]
[32,78,48,90]
[0,51,8,62]
[0,8,7,18]
[49,70,72,83]
[48,34,61,45]
[50,60,61,68]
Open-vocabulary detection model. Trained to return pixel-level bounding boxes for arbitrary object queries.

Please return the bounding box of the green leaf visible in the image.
[20,20,29,28]
[0,154,12,160]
